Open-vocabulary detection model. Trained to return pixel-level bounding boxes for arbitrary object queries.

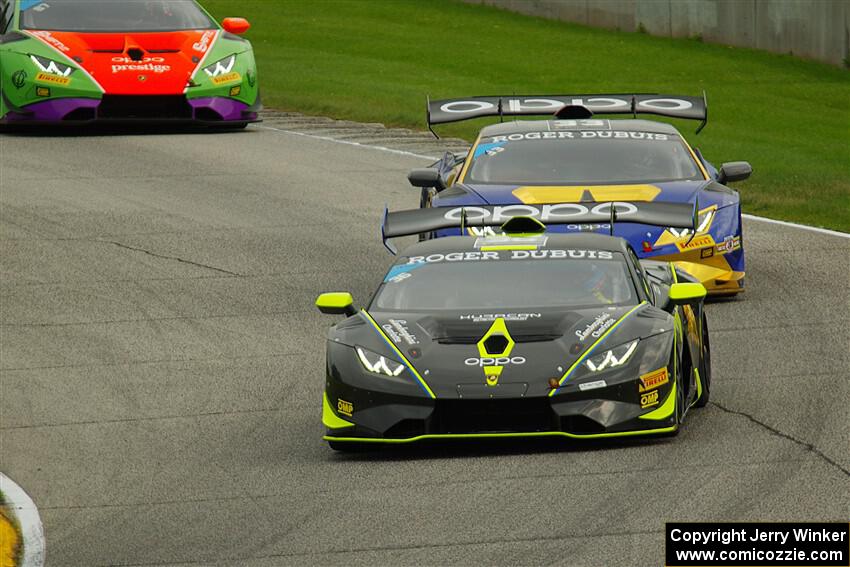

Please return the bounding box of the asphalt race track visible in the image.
[1,117,848,566]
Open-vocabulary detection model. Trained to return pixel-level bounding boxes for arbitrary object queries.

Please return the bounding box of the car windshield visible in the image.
[466,131,703,185]
[372,250,638,311]
[20,0,215,32]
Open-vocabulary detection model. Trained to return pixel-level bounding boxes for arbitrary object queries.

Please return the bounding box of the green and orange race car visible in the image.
[0,0,260,126]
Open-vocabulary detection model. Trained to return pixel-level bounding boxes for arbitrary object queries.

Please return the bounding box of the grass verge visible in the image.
[205,0,850,231]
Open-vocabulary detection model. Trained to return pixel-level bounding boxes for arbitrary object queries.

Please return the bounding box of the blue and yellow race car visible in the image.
[408,94,752,295]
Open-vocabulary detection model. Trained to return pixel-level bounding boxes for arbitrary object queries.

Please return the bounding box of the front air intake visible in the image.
[97,95,193,120]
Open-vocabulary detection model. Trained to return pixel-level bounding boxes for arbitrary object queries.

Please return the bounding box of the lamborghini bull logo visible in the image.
[470,318,520,386]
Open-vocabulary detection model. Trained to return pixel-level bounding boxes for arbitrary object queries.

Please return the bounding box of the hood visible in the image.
[360,305,669,397]
[24,29,221,94]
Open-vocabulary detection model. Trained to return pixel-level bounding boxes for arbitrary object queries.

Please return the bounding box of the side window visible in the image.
[627,248,653,303]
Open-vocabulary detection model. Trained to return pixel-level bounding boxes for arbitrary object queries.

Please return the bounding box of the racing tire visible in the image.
[693,314,711,408]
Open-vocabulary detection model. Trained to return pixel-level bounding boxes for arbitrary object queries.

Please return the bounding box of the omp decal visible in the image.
[325,426,678,443]
[474,318,517,386]
[211,71,241,85]
[361,311,436,398]
[337,399,353,417]
[549,302,647,397]
[35,72,70,86]
[513,184,661,204]
[639,368,669,392]
[639,381,677,420]
[322,393,354,429]
[640,389,660,409]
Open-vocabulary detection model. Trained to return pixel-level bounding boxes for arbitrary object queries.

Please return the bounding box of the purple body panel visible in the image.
[188,97,257,122]
[2,98,99,122]
[1,97,257,124]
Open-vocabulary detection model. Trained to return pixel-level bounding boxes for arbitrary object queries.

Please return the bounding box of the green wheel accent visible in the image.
[322,392,355,430]
[639,380,677,421]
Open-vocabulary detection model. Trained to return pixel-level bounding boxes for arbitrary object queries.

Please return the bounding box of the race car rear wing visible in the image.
[381,200,698,254]
[426,93,708,134]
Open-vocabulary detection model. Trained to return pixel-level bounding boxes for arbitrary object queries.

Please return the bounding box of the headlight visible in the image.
[356,346,405,377]
[203,54,236,77]
[584,339,639,372]
[30,55,73,77]
[668,208,714,238]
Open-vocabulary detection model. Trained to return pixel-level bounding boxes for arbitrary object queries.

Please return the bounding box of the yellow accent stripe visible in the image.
[322,392,354,429]
[325,426,677,443]
[549,301,647,397]
[479,244,537,251]
[639,381,677,420]
[362,310,436,399]
[691,367,702,408]
[681,136,710,180]
[457,134,481,183]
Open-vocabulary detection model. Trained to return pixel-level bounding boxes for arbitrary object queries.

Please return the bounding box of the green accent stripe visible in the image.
[549,301,648,397]
[325,426,677,444]
[361,310,436,399]
[322,392,355,429]
[639,380,677,420]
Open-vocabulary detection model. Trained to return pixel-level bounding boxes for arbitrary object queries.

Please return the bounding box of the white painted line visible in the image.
[257,121,850,240]
[1,473,45,567]
[743,214,850,239]
[255,124,440,161]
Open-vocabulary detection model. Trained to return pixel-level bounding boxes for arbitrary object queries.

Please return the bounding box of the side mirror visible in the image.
[668,282,707,306]
[407,169,446,191]
[717,161,752,184]
[316,292,357,316]
[222,17,251,34]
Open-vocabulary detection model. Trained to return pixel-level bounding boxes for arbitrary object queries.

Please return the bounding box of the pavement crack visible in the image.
[103,240,242,276]
[709,401,849,477]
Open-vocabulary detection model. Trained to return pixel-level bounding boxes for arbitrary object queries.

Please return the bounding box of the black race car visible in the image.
[316,202,711,450]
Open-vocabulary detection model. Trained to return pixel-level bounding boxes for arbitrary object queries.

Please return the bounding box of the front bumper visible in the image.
[323,387,678,444]
[0,95,261,125]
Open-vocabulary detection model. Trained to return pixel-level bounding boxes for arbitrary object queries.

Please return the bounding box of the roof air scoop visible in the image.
[500,216,546,236]
[127,48,145,62]
[553,104,594,119]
